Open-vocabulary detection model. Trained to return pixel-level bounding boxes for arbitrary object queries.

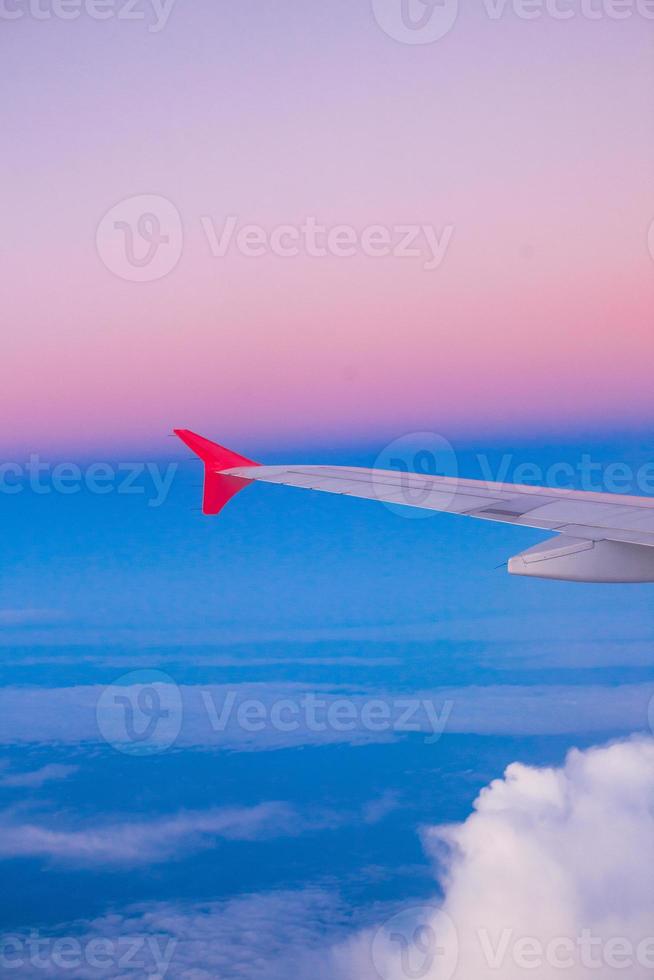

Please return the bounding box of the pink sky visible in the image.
[3,3,653,454]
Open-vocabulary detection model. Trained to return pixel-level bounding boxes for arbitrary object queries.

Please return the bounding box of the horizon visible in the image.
[3,1,654,976]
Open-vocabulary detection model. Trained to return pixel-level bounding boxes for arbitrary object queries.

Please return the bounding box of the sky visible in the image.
[2,0,654,454]
[2,0,654,977]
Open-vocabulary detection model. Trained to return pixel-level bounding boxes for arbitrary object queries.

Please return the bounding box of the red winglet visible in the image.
[173,429,260,516]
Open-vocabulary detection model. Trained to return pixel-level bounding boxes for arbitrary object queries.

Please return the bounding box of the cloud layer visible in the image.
[0,762,78,788]
[0,682,652,752]
[0,794,393,868]
[0,802,298,867]
[361,736,654,979]
[5,737,654,977]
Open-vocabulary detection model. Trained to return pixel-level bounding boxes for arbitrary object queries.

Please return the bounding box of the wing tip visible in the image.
[173,429,259,471]
[173,428,260,516]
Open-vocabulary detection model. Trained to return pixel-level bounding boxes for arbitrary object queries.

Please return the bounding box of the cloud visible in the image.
[0,802,299,867]
[0,607,648,665]
[0,609,66,627]
[0,762,78,788]
[0,682,651,751]
[351,736,654,979]
[0,792,395,870]
[0,889,359,979]
[7,738,654,978]
[362,791,403,825]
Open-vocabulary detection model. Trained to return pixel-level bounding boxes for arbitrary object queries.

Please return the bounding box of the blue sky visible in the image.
[1,431,653,976]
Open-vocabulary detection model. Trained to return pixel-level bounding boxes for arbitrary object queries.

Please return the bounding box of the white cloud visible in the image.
[0,682,651,751]
[362,791,402,825]
[4,738,653,978]
[0,802,298,867]
[0,795,389,868]
[0,889,357,979]
[351,736,654,979]
[0,763,78,788]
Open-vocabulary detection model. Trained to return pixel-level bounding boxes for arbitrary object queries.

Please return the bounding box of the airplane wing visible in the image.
[174,429,654,583]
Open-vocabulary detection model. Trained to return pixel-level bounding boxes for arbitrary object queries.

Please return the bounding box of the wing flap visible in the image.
[509,535,654,582]
[556,524,654,548]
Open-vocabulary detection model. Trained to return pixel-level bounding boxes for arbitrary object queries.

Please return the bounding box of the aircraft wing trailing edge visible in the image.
[174,429,654,583]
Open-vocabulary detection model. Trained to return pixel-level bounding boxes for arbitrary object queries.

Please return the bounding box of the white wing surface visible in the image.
[175,429,654,583]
